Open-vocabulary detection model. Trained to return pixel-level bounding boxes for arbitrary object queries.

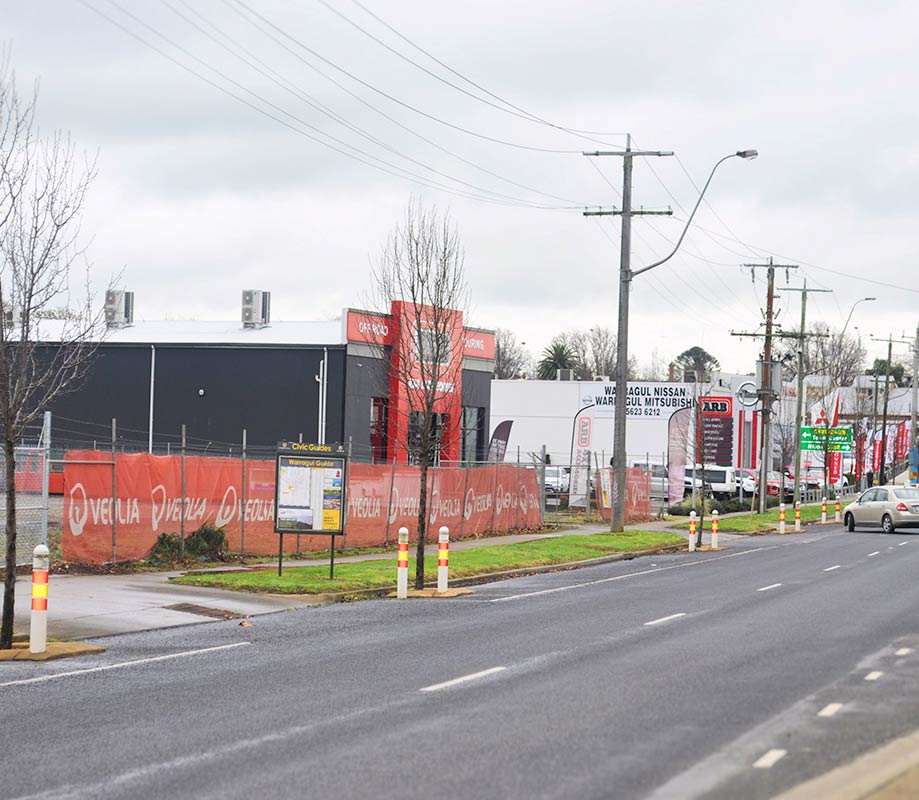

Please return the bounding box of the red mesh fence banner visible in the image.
[595,467,653,524]
[63,452,541,563]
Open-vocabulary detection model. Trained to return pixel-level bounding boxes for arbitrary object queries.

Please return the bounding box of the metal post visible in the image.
[515,446,520,531]
[490,460,499,533]
[148,345,156,453]
[912,323,919,452]
[793,283,808,509]
[41,411,50,546]
[437,526,449,593]
[880,336,893,485]
[385,442,398,545]
[539,444,547,523]
[241,428,247,559]
[758,262,776,514]
[180,424,186,560]
[29,544,50,654]
[585,450,591,523]
[396,527,409,599]
[111,418,117,564]
[458,463,470,539]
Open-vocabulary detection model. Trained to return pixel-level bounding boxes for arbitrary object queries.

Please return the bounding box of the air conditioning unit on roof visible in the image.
[105,290,134,328]
[242,289,271,328]
[556,368,575,381]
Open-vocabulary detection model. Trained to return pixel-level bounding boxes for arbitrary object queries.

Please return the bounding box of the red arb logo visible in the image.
[577,417,592,448]
[699,396,733,417]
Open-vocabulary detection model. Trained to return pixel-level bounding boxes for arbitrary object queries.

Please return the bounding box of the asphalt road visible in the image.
[3,523,919,799]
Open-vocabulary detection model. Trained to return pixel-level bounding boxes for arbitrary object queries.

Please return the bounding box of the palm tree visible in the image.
[538,342,579,380]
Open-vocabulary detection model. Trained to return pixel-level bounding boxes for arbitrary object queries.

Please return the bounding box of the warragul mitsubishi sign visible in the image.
[579,382,694,419]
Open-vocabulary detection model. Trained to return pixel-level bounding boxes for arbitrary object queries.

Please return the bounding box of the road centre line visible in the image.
[420,666,506,692]
[818,703,843,718]
[899,542,909,546]
[490,547,774,603]
[0,643,250,688]
[823,565,841,572]
[896,648,912,656]
[644,613,686,626]
[757,583,782,592]
[868,551,880,557]
[753,749,787,768]
[865,671,883,681]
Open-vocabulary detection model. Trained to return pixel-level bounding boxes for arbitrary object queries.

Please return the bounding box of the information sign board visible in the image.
[274,442,347,534]
[799,426,853,453]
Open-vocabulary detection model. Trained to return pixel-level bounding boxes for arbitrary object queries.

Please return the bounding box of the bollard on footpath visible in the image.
[688,511,696,552]
[835,498,841,523]
[396,527,409,599]
[779,503,786,535]
[821,497,827,524]
[30,544,50,654]
[711,510,720,549]
[437,526,449,593]
[795,502,802,532]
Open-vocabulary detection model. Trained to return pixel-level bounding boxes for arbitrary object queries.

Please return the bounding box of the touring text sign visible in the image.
[800,426,853,453]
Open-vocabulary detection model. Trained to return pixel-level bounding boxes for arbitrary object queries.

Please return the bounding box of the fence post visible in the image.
[515,447,520,531]
[30,544,50,654]
[342,436,352,550]
[397,527,409,599]
[297,433,303,555]
[585,450,592,524]
[711,510,719,549]
[490,460,499,533]
[688,511,696,552]
[821,496,827,524]
[180,425,186,560]
[458,463,470,539]
[437,526,449,593]
[795,501,801,532]
[241,428,247,559]
[539,444,547,524]
[41,411,51,546]
[111,418,117,564]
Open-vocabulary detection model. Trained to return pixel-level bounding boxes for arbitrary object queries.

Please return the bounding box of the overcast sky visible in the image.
[5,1,918,374]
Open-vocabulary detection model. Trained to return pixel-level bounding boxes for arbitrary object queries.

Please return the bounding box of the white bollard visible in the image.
[396,527,409,599]
[821,497,827,525]
[437,526,449,593]
[835,498,841,523]
[688,511,697,552]
[795,502,802,532]
[30,544,50,654]
[779,503,786,535]
[711,510,720,549]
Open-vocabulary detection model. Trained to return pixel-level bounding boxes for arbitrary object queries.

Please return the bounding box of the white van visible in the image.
[684,465,738,500]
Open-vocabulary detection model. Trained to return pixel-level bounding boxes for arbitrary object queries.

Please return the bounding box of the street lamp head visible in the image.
[864,297,877,302]
[736,149,759,160]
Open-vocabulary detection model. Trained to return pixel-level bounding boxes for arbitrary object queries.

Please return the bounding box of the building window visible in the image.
[370,398,388,463]
[461,406,486,464]
[408,411,444,466]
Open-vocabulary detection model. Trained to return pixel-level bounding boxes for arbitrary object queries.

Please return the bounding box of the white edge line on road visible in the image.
[868,551,880,557]
[757,583,782,592]
[865,671,883,681]
[420,666,506,693]
[818,703,843,718]
[644,613,686,627]
[823,565,841,572]
[753,749,787,768]
[490,547,774,603]
[896,648,912,656]
[0,642,250,688]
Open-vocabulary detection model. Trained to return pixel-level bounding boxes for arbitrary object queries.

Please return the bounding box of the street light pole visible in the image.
[585,146,757,530]
[840,297,876,340]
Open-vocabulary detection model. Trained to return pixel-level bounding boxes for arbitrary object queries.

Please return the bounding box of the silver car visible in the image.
[843,486,919,533]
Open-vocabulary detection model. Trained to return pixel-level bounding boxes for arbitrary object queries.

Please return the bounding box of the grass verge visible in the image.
[669,503,829,532]
[170,531,685,595]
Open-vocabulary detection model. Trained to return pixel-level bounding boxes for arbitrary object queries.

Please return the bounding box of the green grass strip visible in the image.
[170,531,685,595]
[670,502,829,532]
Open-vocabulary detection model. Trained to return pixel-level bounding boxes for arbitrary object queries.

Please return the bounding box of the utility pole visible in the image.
[583,135,673,531]
[777,280,832,507]
[732,260,798,512]
[880,335,893,485]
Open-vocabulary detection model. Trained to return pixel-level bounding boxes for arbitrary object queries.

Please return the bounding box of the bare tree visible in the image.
[586,326,617,378]
[0,64,108,648]
[637,348,668,381]
[776,322,866,385]
[370,199,468,590]
[494,327,531,379]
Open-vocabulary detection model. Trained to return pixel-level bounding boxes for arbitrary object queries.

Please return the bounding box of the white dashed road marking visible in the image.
[868,551,880,557]
[818,703,843,718]
[644,613,686,627]
[865,671,883,681]
[896,648,912,656]
[823,565,841,572]
[420,666,506,693]
[899,542,909,547]
[757,583,782,592]
[753,749,787,769]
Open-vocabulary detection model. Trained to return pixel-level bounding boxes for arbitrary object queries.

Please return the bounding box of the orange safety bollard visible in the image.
[396,527,409,599]
[821,497,828,524]
[437,526,449,593]
[30,544,50,654]
[688,511,697,552]
[835,498,841,523]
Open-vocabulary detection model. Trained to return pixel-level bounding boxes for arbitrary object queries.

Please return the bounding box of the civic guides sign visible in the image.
[579,382,694,419]
[275,441,347,534]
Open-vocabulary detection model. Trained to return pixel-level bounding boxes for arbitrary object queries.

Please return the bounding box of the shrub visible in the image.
[148,524,227,563]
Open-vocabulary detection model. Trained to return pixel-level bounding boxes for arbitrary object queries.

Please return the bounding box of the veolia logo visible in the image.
[215,485,238,528]
[69,483,88,536]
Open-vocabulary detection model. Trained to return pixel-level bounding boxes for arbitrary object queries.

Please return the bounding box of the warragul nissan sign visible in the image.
[579,382,694,419]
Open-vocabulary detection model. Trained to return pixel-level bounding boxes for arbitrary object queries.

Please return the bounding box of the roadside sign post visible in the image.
[274,440,347,579]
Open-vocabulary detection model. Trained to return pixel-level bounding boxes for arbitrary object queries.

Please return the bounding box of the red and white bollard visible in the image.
[30,544,50,654]
[835,498,841,523]
[795,502,802,532]
[437,526,449,593]
[396,527,409,599]
[779,503,786,535]
[711,510,719,549]
[821,497,827,524]
[688,511,697,552]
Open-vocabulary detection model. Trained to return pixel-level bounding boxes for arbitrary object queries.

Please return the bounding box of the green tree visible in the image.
[675,346,720,382]
[537,340,580,380]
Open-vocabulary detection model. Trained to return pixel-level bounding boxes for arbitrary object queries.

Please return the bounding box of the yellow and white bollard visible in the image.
[779,503,786,535]
[795,502,802,532]
[821,497,827,524]
[396,527,409,599]
[30,544,50,654]
[437,526,449,593]
[688,511,697,552]
[711,510,719,549]
[835,498,841,523]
